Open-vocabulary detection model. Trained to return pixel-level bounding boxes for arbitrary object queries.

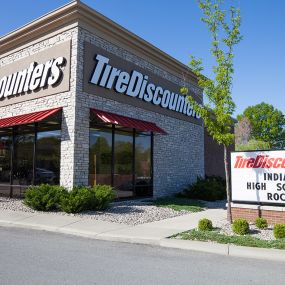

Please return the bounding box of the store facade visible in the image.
[0,1,204,198]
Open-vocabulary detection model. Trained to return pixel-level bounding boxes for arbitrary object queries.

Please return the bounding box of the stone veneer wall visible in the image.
[0,28,79,189]
[0,25,205,196]
[74,27,205,197]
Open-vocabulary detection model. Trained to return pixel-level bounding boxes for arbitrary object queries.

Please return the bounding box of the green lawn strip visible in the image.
[153,197,205,212]
[177,230,285,250]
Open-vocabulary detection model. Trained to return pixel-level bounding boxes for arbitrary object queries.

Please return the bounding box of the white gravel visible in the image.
[0,197,191,226]
[215,220,275,241]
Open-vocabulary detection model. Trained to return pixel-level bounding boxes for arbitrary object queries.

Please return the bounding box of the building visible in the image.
[0,1,206,199]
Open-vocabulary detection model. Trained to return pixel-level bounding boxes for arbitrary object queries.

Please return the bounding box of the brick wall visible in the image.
[232,204,285,224]
[204,128,235,178]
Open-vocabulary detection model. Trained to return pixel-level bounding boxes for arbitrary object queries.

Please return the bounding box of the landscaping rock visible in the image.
[216,220,275,241]
[0,197,189,226]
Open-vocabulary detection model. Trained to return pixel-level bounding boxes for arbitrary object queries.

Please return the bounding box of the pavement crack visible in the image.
[57,220,82,229]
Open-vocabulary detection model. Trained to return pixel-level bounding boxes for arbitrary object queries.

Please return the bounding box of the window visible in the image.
[135,132,152,197]
[0,128,12,195]
[0,112,61,197]
[89,128,112,186]
[89,120,153,199]
[114,129,134,198]
[36,128,61,185]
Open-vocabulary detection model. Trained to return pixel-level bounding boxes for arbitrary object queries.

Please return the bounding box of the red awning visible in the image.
[0,108,62,128]
[91,108,167,134]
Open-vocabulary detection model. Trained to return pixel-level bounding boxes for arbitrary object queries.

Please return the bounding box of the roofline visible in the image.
[0,0,198,83]
[0,1,77,41]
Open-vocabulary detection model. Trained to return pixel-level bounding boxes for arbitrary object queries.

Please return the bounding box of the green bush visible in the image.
[92,185,115,210]
[24,184,67,211]
[198,218,213,231]
[273,224,285,239]
[60,186,96,214]
[182,176,226,201]
[235,139,271,151]
[232,219,250,235]
[255,217,268,229]
[60,185,115,214]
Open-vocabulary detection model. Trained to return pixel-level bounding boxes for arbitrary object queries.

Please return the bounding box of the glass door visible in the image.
[0,128,12,196]
[135,132,152,197]
[113,129,134,198]
[89,128,112,186]
[13,125,35,195]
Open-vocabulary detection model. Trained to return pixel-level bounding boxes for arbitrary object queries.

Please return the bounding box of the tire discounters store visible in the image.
[0,1,205,199]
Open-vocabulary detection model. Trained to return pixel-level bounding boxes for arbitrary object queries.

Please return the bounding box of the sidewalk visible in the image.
[0,208,285,261]
[0,208,226,243]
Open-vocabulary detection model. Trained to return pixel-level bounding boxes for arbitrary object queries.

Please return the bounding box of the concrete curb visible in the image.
[1,219,285,261]
[160,239,285,262]
[0,220,160,246]
[160,239,229,256]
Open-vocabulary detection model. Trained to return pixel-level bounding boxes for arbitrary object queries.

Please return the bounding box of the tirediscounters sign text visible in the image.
[231,150,285,204]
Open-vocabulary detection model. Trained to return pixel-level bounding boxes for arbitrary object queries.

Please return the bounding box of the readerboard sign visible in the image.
[231,150,285,204]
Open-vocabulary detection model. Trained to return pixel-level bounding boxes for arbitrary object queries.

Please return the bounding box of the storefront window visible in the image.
[36,129,61,185]
[135,133,152,197]
[0,128,12,195]
[114,130,134,198]
[13,125,35,188]
[89,128,112,186]
[89,121,153,199]
[0,111,61,197]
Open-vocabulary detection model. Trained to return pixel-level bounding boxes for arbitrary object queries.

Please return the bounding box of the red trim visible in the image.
[91,108,167,134]
[0,108,62,128]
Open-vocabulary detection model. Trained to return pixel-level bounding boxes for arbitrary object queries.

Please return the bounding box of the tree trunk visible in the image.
[224,144,232,223]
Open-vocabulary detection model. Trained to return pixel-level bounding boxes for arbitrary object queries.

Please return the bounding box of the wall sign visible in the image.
[0,57,65,99]
[83,42,203,125]
[0,41,71,107]
[90,54,201,119]
[231,150,285,204]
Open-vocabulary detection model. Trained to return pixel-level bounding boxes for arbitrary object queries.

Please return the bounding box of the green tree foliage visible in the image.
[181,0,242,222]
[237,102,285,148]
[235,139,270,151]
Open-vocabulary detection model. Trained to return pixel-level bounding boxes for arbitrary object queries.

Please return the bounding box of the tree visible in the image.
[181,0,242,222]
[235,139,270,151]
[237,102,285,148]
[235,117,252,145]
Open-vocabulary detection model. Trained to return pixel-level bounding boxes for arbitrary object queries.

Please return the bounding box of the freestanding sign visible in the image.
[231,150,285,204]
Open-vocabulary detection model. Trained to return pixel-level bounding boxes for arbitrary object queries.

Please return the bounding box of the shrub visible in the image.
[232,219,249,235]
[182,176,226,201]
[255,217,268,229]
[24,184,67,211]
[198,218,213,231]
[60,186,96,214]
[273,224,285,239]
[92,185,115,210]
[60,185,115,214]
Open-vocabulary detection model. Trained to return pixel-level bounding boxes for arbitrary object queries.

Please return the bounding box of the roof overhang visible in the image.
[0,1,199,86]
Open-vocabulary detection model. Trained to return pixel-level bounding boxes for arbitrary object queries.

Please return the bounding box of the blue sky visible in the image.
[1,0,284,116]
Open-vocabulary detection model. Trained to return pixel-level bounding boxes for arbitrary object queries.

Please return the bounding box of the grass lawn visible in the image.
[153,197,205,212]
[177,229,285,250]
